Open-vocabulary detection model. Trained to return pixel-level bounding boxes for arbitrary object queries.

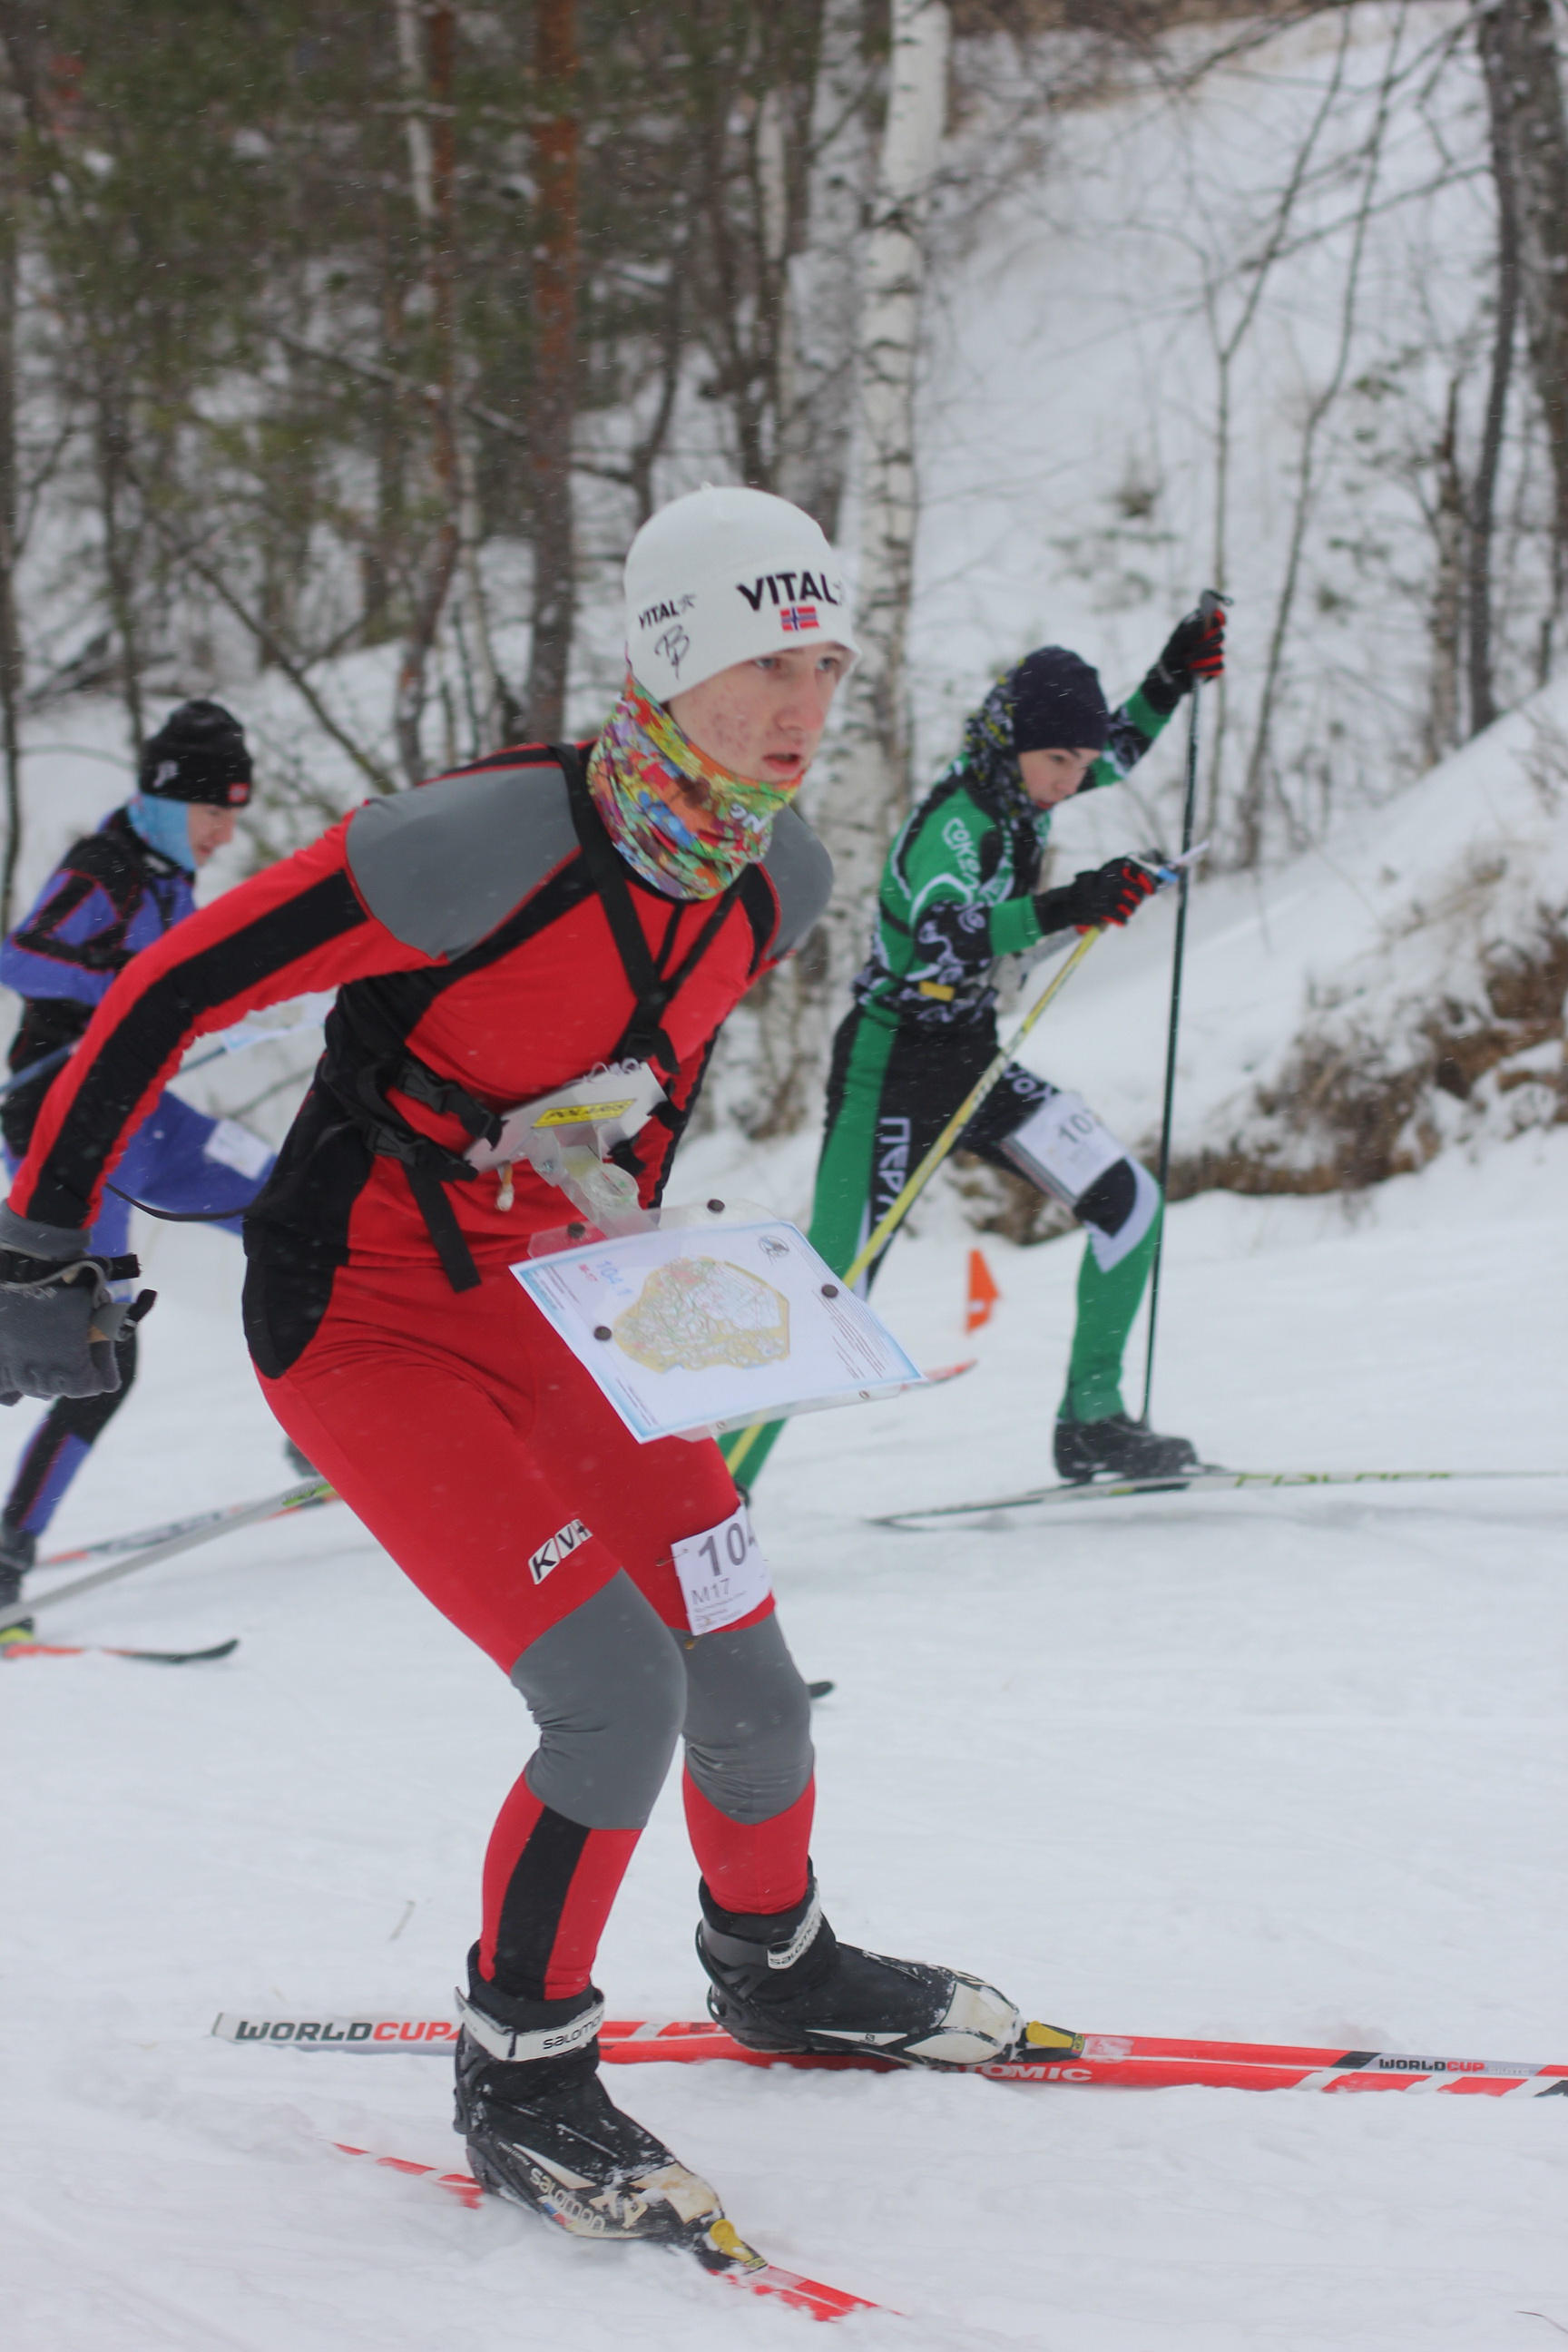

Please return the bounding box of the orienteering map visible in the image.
[614,1257,789,1373]
[512,1214,920,1443]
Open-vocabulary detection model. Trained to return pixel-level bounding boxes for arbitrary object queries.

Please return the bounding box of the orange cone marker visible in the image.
[965,1248,1000,1333]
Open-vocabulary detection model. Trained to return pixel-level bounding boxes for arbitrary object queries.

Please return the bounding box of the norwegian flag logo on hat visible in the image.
[623,485,858,703]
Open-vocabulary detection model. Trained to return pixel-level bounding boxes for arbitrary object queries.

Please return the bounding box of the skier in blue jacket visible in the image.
[0,701,279,1612]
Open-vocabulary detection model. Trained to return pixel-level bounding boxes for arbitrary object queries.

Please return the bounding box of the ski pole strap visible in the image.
[557,745,745,1069]
[0,1247,142,1289]
[103,1185,249,1225]
[840,926,1102,1294]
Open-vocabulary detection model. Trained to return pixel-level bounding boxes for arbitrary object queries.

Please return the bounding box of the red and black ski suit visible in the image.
[7,743,832,2000]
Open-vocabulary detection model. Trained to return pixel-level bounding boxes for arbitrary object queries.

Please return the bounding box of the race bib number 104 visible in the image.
[672,1500,771,1637]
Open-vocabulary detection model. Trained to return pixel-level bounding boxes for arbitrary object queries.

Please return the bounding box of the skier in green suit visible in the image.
[724,603,1225,1490]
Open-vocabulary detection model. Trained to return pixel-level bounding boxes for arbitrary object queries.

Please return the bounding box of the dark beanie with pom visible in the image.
[139,700,253,807]
[1009,647,1109,754]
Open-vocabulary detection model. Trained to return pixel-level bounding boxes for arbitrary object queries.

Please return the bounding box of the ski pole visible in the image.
[838,840,1205,1305]
[0,1041,73,1102]
[0,1476,337,1634]
[841,927,1103,1293]
[718,929,1105,1485]
[839,844,1205,1307]
[0,1012,324,1106]
[1140,589,1221,1426]
[0,1033,239,1106]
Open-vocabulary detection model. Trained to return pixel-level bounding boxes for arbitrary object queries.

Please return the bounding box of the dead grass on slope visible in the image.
[956,906,1568,1241]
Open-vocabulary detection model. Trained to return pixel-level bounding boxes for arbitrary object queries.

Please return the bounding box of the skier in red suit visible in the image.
[0,488,1074,2263]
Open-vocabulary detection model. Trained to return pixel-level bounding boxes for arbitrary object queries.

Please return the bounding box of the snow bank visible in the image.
[962,675,1568,1198]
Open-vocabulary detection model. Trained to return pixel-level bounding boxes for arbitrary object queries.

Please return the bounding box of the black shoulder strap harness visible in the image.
[307,744,748,1292]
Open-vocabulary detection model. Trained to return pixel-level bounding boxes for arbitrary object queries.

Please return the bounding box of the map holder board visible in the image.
[510,1209,923,1444]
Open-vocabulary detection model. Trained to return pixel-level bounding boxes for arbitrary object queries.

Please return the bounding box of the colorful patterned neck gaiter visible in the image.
[586,673,802,901]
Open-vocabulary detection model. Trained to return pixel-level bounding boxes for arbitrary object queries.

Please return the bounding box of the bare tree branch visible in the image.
[139,504,399,797]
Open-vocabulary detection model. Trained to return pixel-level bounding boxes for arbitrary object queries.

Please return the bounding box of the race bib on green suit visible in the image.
[1002,1089,1124,1205]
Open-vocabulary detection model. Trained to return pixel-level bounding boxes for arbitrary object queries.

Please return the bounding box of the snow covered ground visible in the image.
[3,1120,1563,2350]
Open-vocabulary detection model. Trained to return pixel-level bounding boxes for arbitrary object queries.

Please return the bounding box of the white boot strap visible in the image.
[456,1987,604,2064]
[768,1886,824,1970]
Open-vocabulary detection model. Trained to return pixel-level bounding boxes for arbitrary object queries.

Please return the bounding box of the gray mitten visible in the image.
[0,1203,154,1404]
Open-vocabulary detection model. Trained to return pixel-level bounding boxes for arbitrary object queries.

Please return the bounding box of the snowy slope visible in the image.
[2,1128,1563,2350]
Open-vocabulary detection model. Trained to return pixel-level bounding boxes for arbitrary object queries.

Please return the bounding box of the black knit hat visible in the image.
[139,700,253,807]
[1009,647,1109,754]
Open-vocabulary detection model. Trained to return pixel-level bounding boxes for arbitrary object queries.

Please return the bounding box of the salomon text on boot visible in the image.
[697,1873,1028,2068]
[455,1955,748,2267]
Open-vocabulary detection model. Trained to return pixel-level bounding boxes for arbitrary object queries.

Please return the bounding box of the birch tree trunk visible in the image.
[734,0,946,1142]
[392,0,462,785]
[816,0,948,1004]
[725,0,870,1142]
[757,86,799,495]
[524,0,578,742]
[1426,382,1465,762]
[1470,0,1523,737]
[1477,0,1568,659]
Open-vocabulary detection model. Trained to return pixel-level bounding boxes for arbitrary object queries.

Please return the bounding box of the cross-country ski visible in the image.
[872,1465,1568,1530]
[330,2139,889,2324]
[213,2010,1568,2095]
[5,21,1566,2345]
[3,1632,239,1664]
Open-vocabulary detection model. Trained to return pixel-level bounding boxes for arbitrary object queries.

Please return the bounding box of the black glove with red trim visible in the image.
[1141,598,1227,714]
[1034,856,1159,935]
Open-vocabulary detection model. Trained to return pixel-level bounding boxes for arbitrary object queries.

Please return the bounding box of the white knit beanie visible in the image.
[623,485,859,703]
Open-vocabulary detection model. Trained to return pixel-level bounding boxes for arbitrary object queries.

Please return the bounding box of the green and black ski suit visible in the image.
[725,671,1175,1486]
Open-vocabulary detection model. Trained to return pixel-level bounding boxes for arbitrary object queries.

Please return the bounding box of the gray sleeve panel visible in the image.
[761,808,833,957]
[509,1571,686,1830]
[344,764,579,961]
[676,1609,814,1827]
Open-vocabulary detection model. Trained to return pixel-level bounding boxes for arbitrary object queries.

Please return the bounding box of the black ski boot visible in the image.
[1054,1411,1200,1484]
[697,1875,1034,2068]
[454,1955,749,2266]
[0,1520,35,1642]
[282,1439,318,1481]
